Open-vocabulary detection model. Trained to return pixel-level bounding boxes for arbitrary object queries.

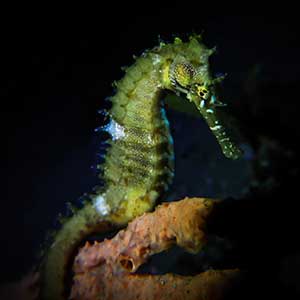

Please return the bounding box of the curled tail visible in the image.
[39,202,116,300]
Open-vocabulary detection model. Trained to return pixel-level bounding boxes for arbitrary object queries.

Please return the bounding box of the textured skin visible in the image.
[70,269,239,300]
[40,35,242,300]
[73,198,215,275]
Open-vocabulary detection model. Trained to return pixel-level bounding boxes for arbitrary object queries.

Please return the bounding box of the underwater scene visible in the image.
[1,12,300,300]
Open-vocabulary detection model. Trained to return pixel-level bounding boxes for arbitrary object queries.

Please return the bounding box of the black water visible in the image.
[1,11,300,300]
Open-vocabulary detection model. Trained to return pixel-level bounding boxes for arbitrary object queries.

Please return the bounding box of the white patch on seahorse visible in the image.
[93,194,111,216]
[220,137,230,142]
[210,125,222,131]
[152,54,161,65]
[105,119,126,141]
[210,95,216,104]
[146,133,153,144]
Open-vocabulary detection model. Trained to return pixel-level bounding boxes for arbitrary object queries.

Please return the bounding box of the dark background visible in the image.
[1,7,300,299]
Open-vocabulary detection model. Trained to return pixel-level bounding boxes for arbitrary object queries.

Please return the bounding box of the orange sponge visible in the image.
[70,198,239,300]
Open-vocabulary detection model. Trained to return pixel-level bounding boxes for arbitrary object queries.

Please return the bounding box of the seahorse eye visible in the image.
[172,62,195,88]
[195,84,209,99]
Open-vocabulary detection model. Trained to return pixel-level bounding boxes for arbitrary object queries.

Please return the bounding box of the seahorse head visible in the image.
[166,35,242,160]
[168,35,224,110]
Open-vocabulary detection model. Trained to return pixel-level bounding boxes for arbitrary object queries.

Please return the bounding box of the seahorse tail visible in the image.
[39,202,120,300]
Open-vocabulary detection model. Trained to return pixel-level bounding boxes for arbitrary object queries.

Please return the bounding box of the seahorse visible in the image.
[39,34,242,300]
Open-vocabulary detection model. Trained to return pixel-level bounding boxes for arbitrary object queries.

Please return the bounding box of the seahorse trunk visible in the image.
[97,58,174,223]
[40,49,174,300]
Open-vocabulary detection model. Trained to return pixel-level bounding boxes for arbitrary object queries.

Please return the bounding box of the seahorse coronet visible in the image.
[39,34,242,300]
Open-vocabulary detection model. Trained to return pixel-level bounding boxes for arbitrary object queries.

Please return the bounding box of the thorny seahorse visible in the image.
[39,35,242,300]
